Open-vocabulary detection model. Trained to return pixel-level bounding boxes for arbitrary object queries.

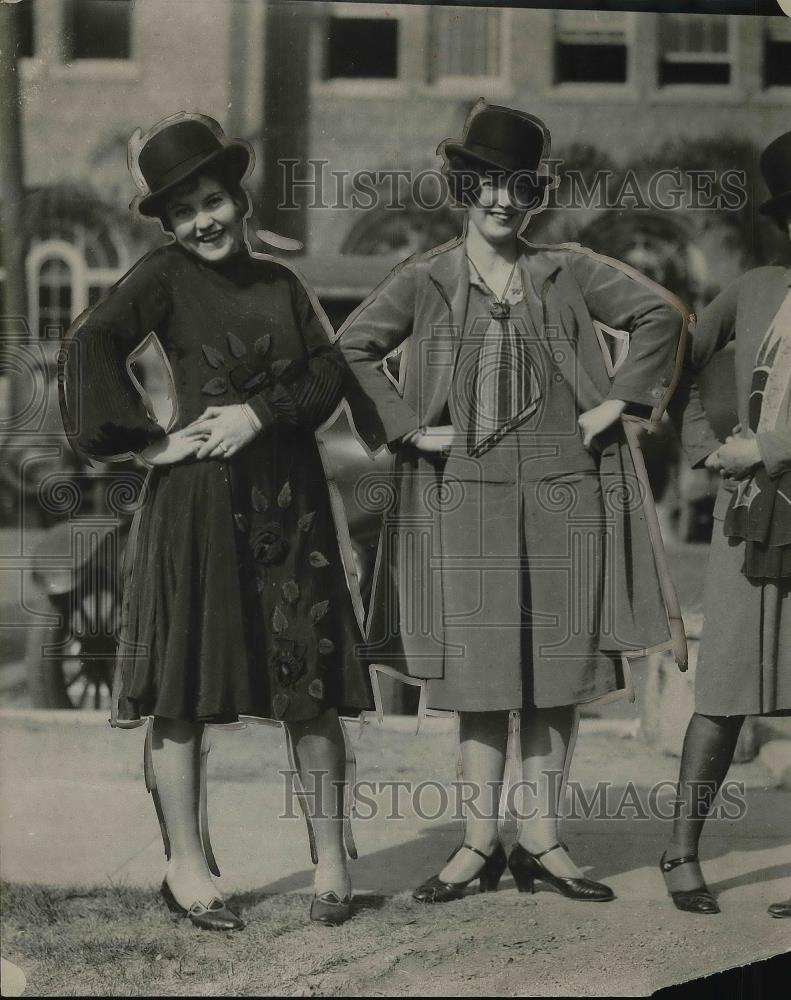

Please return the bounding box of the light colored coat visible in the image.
[339,236,687,681]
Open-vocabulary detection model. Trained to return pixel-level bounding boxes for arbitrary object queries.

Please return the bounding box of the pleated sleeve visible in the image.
[246,273,345,432]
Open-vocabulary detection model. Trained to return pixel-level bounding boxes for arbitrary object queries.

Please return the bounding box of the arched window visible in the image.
[26,220,129,339]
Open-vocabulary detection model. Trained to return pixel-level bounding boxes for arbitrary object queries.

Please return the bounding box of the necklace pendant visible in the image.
[490,300,510,321]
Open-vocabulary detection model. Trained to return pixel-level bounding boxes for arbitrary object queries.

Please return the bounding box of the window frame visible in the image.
[550,9,636,98]
[425,6,513,98]
[654,13,741,100]
[26,227,129,341]
[761,16,791,96]
[54,0,139,80]
[313,2,410,98]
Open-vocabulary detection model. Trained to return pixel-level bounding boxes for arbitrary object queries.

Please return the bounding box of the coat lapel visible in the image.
[421,239,469,420]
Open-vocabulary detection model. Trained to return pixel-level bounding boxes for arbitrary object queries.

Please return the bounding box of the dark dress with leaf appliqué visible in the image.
[61,243,371,725]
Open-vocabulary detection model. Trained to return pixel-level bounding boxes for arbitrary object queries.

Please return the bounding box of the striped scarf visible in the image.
[466,261,543,457]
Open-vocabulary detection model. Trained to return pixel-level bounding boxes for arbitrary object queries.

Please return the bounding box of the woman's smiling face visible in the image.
[467,174,529,246]
[165,173,244,262]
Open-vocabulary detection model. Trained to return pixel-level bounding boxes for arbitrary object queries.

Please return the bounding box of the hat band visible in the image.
[457,140,542,175]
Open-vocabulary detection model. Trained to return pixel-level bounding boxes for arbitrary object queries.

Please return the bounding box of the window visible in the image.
[35,255,74,339]
[764,18,791,88]
[659,14,732,86]
[26,221,127,339]
[326,16,398,79]
[554,11,628,85]
[428,7,505,83]
[63,0,132,61]
[16,0,35,58]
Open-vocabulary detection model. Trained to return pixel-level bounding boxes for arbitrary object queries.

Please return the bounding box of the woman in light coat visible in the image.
[340,103,686,902]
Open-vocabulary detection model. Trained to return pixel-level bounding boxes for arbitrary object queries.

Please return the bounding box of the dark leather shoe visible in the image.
[160,878,245,931]
[310,890,352,925]
[413,842,507,903]
[768,898,791,918]
[659,852,719,915]
[509,843,614,902]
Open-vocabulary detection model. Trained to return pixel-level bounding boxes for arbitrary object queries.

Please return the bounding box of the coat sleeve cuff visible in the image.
[245,393,277,434]
[757,430,791,478]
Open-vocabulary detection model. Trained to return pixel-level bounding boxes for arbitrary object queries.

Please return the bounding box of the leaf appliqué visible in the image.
[234,513,249,533]
[271,359,293,378]
[277,481,292,509]
[273,692,290,718]
[318,638,336,655]
[281,580,300,605]
[251,486,269,513]
[254,335,272,357]
[310,600,329,623]
[227,331,247,359]
[298,511,316,533]
[272,605,289,635]
[200,376,227,396]
[202,344,225,369]
[308,678,325,701]
[309,551,330,568]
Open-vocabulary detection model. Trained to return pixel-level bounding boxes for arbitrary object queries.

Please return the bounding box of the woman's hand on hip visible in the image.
[577,399,626,450]
[139,428,206,467]
[402,425,456,455]
[716,435,762,480]
[182,404,262,460]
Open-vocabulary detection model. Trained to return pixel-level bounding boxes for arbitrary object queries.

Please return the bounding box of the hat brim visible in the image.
[135,141,252,218]
[441,141,552,188]
[758,189,791,220]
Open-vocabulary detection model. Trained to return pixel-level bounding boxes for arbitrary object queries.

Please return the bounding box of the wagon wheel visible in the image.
[26,587,118,710]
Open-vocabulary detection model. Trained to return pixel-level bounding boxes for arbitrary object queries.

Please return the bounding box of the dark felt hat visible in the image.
[439,103,552,188]
[132,117,251,217]
[759,130,791,220]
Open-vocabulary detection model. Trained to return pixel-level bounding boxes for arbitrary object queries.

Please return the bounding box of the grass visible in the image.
[0,880,412,997]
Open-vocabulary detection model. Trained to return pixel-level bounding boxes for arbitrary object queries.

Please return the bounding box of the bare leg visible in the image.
[438,710,509,883]
[663,711,744,892]
[518,704,583,878]
[284,708,350,899]
[151,716,218,907]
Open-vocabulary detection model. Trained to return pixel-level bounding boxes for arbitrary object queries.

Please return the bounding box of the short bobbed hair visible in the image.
[156,160,251,232]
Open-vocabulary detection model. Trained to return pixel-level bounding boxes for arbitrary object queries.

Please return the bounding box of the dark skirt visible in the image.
[113,428,371,726]
[426,470,624,712]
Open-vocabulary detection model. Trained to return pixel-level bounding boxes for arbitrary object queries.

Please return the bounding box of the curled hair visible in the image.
[157,160,250,232]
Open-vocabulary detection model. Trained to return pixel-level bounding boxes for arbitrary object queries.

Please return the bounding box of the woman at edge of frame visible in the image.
[662,130,791,920]
[58,113,371,929]
[338,101,688,903]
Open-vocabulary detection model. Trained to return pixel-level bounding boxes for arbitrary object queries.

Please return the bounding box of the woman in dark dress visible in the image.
[340,104,685,903]
[60,115,370,928]
[662,131,791,919]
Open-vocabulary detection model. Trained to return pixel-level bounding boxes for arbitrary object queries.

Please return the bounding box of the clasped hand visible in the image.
[705,432,762,480]
[139,405,261,466]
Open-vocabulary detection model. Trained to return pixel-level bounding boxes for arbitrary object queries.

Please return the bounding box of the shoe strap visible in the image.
[462,842,498,862]
[530,842,564,861]
[661,853,699,873]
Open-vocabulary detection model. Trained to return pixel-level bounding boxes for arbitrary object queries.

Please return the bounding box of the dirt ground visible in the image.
[2,877,790,997]
[2,713,790,997]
